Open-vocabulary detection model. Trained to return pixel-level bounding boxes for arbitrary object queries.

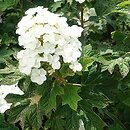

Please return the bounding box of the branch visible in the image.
[80,3,85,37]
[51,72,82,87]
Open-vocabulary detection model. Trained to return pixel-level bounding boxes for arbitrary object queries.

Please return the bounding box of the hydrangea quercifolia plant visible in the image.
[0,0,130,130]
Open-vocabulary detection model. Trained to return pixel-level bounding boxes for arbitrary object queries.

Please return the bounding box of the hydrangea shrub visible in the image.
[0,0,130,130]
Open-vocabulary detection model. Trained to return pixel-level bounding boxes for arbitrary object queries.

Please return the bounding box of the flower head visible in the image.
[17,6,83,85]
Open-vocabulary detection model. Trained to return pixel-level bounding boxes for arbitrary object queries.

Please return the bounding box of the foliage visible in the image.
[1,0,130,130]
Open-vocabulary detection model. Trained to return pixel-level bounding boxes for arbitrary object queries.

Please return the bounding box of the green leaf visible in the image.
[102,57,129,78]
[119,61,129,78]
[61,85,82,110]
[0,114,18,130]
[79,100,107,130]
[99,44,113,55]
[80,57,94,71]
[0,75,3,81]
[111,31,126,43]
[7,103,29,123]
[0,67,15,74]
[60,64,74,77]
[0,47,13,59]
[67,0,73,4]
[39,82,64,113]
[5,94,27,104]
[87,93,111,109]
[1,33,17,46]
[123,97,130,107]
[108,123,124,130]
[118,1,130,8]
[81,114,97,130]
[94,0,117,16]
[82,44,93,57]
[0,123,18,130]
[0,114,5,123]
[0,0,16,11]
[45,116,65,130]
[8,100,43,130]
[26,105,43,130]
[0,60,17,77]
[18,76,31,93]
[51,1,64,12]
[0,71,23,85]
[46,83,64,112]
[104,110,127,130]
[107,61,117,74]
[66,109,79,130]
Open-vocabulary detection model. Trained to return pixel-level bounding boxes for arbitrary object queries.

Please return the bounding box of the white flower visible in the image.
[52,61,61,70]
[63,25,83,37]
[17,6,83,85]
[0,102,11,113]
[25,6,45,16]
[42,42,56,54]
[31,68,47,85]
[69,61,82,72]
[42,54,53,63]
[43,34,55,43]
[0,84,24,113]
[62,43,81,63]
[75,0,85,3]
[17,49,42,75]
[51,55,61,69]
[18,35,41,50]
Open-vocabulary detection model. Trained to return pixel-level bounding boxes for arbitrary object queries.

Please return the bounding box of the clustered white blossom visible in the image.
[54,0,85,4]
[0,84,24,113]
[16,6,83,85]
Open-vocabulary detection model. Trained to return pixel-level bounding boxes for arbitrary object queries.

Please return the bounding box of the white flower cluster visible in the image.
[16,6,83,85]
[54,0,85,4]
[0,84,24,113]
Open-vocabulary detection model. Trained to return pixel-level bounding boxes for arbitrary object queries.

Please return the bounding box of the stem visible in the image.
[67,83,82,87]
[19,0,24,15]
[52,72,67,85]
[80,4,84,29]
[51,72,82,87]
